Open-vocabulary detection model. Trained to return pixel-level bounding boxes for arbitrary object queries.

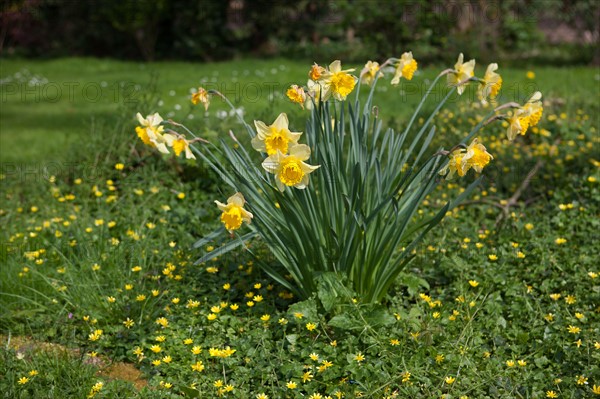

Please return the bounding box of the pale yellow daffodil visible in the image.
[262,144,320,191]
[361,61,383,86]
[163,134,196,160]
[252,113,302,155]
[440,138,492,179]
[447,53,475,95]
[319,60,357,101]
[191,87,210,110]
[215,192,253,232]
[522,91,543,126]
[478,63,502,104]
[135,112,169,153]
[464,137,493,173]
[286,85,306,108]
[505,92,542,140]
[305,79,322,110]
[309,63,326,81]
[506,109,530,141]
[391,52,418,85]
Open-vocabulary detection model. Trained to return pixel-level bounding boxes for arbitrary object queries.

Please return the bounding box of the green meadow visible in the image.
[1,57,599,398]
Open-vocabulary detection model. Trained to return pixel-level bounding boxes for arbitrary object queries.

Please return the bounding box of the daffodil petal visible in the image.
[272,113,289,131]
[289,144,311,160]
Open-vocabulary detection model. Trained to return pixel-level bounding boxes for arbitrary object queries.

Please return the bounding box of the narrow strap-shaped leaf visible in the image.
[192,226,226,249]
[194,231,258,265]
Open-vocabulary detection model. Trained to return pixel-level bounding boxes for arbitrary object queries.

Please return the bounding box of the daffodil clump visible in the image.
[136,53,543,303]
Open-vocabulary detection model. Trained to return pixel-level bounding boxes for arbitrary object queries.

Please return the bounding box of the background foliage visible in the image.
[2,0,598,64]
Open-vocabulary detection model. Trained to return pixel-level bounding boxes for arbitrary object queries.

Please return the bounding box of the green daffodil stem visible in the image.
[437,68,454,78]
[401,72,449,139]
[209,90,255,139]
[494,102,521,112]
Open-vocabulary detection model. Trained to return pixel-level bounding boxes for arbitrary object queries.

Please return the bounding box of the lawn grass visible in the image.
[2,57,598,163]
[1,57,599,398]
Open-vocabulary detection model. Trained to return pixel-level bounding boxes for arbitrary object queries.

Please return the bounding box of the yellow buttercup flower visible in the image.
[286,85,306,108]
[215,192,253,232]
[447,53,476,95]
[361,60,383,86]
[191,87,210,110]
[391,52,418,85]
[319,60,357,101]
[262,144,320,191]
[478,63,502,103]
[252,113,302,156]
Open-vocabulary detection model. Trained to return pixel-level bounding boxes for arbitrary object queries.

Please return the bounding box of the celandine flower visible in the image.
[447,53,475,95]
[262,144,320,191]
[252,113,302,155]
[478,63,502,104]
[391,52,418,85]
[215,192,253,232]
[319,60,357,101]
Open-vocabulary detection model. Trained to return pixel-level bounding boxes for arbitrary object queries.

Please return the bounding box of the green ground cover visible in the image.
[0,57,599,398]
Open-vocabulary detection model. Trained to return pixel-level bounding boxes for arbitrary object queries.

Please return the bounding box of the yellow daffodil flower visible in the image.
[309,63,325,81]
[391,52,418,85]
[361,61,383,86]
[440,138,492,179]
[163,134,196,160]
[478,63,502,104]
[305,79,322,109]
[441,149,468,179]
[262,144,320,191]
[215,192,253,232]
[252,113,302,155]
[447,53,476,95]
[464,138,493,173]
[286,85,306,108]
[191,87,210,110]
[319,60,357,101]
[506,109,531,140]
[505,91,542,140]
[136,112,170,153]
[522,91,543,126]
